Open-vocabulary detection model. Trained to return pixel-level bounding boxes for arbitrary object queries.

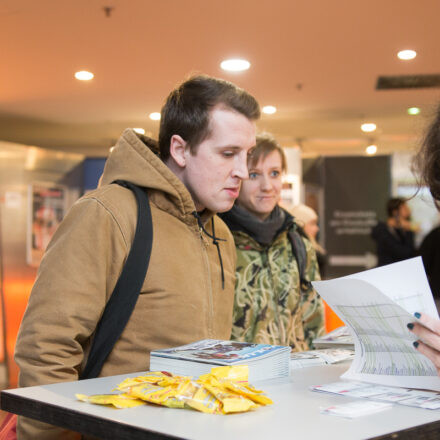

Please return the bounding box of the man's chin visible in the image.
[212,201,235,214]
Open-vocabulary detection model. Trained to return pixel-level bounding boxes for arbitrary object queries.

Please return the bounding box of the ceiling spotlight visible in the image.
[262,105,277,115]
[407,107,421,115]
[366,145,377,155]
[397,49,417,60]
[361,123,377,133]
[220,59,251,72]
[133,128,145,135]
[149,112,161,121]
[74,70,94,81]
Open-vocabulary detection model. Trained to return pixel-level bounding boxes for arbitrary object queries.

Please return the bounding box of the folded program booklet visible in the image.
[312,257,440,391]
[150,339,290,382]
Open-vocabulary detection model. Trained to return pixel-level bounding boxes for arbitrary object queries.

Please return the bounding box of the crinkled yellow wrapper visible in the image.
[76,365,272,414]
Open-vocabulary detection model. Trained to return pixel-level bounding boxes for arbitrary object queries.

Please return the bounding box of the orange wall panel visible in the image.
[323,300,344,333]
[4,278,34,388]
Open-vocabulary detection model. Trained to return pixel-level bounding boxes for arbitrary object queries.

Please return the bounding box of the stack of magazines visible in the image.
[150,339,291,382]
[290,348,354,369]
[312,326,354,349]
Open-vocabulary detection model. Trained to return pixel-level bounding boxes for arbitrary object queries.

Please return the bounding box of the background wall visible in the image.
[0,141,83,386]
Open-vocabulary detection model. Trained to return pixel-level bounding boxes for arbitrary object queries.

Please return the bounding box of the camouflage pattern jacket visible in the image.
[230,224,325,351]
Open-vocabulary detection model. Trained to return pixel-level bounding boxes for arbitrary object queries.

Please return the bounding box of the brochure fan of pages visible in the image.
[311,257,440,391]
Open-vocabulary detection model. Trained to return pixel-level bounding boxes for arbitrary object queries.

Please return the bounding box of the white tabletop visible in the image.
[2,362,440,439]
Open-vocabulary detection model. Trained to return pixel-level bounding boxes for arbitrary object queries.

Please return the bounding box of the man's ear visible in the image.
[169,135,188,168]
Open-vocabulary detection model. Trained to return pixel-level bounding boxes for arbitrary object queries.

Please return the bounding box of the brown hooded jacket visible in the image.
[15,128,236,439]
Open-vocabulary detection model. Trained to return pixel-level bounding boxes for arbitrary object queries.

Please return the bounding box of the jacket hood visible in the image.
[100,128,202,221]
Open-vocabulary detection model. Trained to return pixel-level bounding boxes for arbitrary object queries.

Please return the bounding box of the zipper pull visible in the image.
[199,227,209,247]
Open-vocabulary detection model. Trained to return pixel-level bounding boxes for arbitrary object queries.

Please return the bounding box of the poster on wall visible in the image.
[27,183,66,267]
[280,174,301,210]
[323,156,391,278]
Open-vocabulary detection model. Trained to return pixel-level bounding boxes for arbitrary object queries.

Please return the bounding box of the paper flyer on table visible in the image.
[312,257,440,391]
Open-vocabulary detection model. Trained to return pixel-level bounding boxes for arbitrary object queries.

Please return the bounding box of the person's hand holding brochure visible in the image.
[408,311,440,376]
[311,257,440,391]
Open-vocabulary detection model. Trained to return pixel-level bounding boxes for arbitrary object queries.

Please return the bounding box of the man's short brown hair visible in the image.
[159,75,260,160]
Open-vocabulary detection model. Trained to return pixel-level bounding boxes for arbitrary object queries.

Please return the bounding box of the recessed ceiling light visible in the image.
[220,59,250,72]
[397,49,417,60]
[407,107,420,115]
[366,145,377,155]
[149,112,161,121]
[133,128,145,135]
[74,70,94,81]
[361,123,377,133]
[262,105,277,115]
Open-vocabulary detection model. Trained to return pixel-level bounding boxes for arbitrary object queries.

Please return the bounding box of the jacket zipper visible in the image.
[199,227,214,337]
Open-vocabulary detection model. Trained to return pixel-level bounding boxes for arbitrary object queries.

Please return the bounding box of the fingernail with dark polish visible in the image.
[407,323,414,330]
[413,341,419,348]
[414,312,421,319]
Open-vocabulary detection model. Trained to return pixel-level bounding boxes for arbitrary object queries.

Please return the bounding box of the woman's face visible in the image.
[303,218,319,240]
[237,150,283,221]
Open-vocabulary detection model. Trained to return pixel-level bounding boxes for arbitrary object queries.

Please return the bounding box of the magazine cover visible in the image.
[151,339,289,364]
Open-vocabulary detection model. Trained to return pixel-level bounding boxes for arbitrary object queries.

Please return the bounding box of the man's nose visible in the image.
[234,156,249,180]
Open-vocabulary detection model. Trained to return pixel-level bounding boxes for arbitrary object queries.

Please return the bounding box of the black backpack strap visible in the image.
[80,180,153,379]
[287,226,312,292]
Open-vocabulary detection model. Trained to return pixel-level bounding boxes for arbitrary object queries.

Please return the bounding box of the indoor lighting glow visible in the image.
[366,145,377,155]
[262,105,277,115]
[397,49,417,60]
[220,59,250,72]
[407,107,421,115]
[133,128,145,135]
[74,70,94,81]
[361,123,377,133]
[149,112,161,121]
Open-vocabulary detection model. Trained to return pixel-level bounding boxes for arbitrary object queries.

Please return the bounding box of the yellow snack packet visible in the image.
[162,396,186,409]
[76,366,272,415]
[116,372,173,391]
[128,383,177,405]
[241,382,265,394]
[205,365,249,383]
[75,393,145,409]
[175,380,221,414]
[202,383,258,414]
[157,375,191,388]
[222,381,273,405]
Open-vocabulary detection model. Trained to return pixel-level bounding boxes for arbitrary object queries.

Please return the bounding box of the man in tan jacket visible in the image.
[14,75,259,439]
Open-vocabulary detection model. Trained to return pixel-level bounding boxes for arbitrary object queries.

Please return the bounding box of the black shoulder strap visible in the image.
[80,180,153,380]
[287,226,312,292]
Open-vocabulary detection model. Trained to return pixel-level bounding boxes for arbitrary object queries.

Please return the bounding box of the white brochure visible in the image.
[312,257,440,391]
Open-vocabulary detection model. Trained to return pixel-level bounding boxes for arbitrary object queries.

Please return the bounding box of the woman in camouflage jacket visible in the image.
[220,133,325,351]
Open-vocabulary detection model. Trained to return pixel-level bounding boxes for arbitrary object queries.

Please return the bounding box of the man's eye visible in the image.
[271,170,280,177]
[222,151,234,157]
